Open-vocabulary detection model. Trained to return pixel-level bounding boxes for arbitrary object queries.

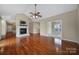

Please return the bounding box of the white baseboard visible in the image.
[40,34,47,36]
[32,32,40,34]
[63,39,79,44]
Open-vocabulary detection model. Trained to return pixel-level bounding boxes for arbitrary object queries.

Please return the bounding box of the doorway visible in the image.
[33,22,40,34]
[6,21,16,38]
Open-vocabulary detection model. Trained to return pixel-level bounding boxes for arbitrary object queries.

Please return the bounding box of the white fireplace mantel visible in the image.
[16,25,29,38]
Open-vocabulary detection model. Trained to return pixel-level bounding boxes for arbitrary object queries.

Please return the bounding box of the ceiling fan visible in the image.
[29,4,42,19]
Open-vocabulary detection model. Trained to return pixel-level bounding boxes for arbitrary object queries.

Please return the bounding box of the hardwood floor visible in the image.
[0,32,79,55]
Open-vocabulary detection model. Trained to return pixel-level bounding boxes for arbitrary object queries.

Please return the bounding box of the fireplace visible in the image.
[16,20,29,38]
[20,28,27,34]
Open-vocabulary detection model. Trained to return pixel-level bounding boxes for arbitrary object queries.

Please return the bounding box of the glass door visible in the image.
[53,20,62,48]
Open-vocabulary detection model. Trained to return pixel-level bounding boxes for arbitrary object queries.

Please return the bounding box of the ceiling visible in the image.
[0,4,78,22]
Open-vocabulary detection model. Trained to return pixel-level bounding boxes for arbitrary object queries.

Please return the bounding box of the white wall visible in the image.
[1,20,7,36]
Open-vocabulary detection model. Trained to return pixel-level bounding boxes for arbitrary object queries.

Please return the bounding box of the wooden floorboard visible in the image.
[0,32,79,55]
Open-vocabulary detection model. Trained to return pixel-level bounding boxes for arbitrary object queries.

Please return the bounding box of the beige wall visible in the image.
[40,21,48,36]
[62,10,78,43]
[33,22,40,34]
[77,6,79,42]
[29,22,33,33]
[16,14,31,26]
[0,19,1,37]
[40,10,78,43]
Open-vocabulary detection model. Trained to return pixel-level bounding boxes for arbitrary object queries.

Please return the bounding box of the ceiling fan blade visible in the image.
[37,12,40,14]
[38,15,42,17]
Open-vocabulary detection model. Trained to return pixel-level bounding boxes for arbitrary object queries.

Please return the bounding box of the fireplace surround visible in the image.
[16,20,29,38]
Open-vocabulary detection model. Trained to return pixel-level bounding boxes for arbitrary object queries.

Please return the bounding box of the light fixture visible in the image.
[30,4,42,19]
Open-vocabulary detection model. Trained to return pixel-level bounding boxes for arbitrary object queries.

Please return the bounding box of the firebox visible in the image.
[20,28,27,34]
